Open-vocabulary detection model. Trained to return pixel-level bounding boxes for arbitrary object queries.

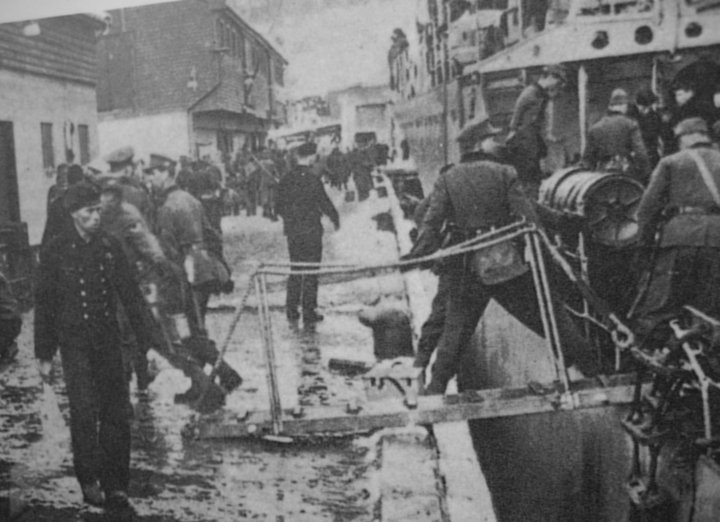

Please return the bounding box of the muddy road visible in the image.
[0,189,425,521]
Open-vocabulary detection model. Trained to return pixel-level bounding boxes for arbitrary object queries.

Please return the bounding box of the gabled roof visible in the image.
[208,0,288,65]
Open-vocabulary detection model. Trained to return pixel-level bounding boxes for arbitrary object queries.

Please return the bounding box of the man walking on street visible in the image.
[277,142,340,323]
[143,154,242,401]
[34,181,145,516]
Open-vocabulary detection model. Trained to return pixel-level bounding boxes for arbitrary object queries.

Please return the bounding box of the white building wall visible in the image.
[98,110,190,163]
[0,69,99,245]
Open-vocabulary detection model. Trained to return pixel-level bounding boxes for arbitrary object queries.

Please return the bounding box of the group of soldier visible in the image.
[21,138,348,517]
[12,58,720,515]
[404,63,720,396]
[33,146,246,517]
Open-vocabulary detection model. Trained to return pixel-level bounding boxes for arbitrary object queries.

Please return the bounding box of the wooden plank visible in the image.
[380,429,444,522]
[197,380,644,439]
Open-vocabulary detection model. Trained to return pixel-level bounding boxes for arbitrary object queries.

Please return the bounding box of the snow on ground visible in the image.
[1,184,412,521]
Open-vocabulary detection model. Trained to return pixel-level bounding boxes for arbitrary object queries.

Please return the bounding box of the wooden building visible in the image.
[0,14,105,248]
[96,0,287,162]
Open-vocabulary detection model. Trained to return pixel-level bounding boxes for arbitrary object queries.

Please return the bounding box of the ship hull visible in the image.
[463,300,719,521]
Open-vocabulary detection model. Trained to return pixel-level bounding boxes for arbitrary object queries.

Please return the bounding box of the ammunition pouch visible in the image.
[470,239,528,285]
[451,226,528,285]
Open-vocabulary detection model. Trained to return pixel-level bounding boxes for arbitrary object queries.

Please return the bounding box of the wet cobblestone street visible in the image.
[1,189,408,521]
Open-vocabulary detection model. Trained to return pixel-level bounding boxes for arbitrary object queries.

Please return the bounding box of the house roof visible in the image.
[210,0,288,65]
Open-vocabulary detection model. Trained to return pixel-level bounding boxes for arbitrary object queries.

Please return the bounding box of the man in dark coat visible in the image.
[144,154,242,400]
[276,142,340,323]
[664,81,716,155]
[506,63,567,199]
[405,117,599,395]
[633,87,663,170]
[582,88,650,184]
[34,181,145,515]
[349,145,375,202]
[634,117,720,340]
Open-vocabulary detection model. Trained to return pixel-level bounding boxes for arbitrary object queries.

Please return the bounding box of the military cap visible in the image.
[543,63,569,84]
[674,117,709,137]
[143,153,176,173]
[295,142,318,158]
[104,146,135,170]
[456,116,501,144]
[64,180,101,213]
[609,88,629,107]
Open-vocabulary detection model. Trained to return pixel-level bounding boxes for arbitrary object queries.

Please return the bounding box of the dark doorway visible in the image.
[0,122,20,223]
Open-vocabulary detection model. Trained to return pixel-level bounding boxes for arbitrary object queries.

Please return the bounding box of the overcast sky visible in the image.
[0,0,417,99]
[233,0,417,98]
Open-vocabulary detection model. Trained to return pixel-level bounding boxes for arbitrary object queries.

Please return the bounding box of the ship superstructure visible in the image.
[389,0,720,187]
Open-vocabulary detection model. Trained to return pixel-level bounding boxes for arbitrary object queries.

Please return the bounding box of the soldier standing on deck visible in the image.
[277,142,340,323]
[34,181,144,516]
[403,117,599,395]
[634,117,720,342]
[506,64,568,199]
[582,88,650,184]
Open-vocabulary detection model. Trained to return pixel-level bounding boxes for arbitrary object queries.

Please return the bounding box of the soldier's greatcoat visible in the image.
[582,111,650,183]
[634,143,720,334]
[409,154,598,393]
[506,83,549,187]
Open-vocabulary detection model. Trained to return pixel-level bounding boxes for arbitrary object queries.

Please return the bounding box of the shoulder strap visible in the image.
[687,148,720,207]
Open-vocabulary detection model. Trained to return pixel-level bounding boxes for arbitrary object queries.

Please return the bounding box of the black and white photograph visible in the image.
[2,0,720,520]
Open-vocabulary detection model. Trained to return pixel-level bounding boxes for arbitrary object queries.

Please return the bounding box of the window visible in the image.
[274,58,284,86]
[41,122,54,169]
[78,124,90,165]
[246,39,254,70]
[216,19,224,46]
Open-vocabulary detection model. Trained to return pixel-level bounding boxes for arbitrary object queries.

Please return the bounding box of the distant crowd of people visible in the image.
[4,135,393,517]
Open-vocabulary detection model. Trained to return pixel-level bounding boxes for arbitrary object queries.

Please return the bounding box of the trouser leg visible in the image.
[61,346,101,488]
[93,348,131,494]
[300,234,322,315]
[286,235,303,313]
[415,271,452,368]
[286,233,323,314]
[426,270,489,394]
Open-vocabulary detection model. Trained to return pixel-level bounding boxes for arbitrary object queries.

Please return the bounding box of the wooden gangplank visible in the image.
[197,374,644,440]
